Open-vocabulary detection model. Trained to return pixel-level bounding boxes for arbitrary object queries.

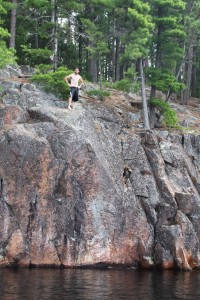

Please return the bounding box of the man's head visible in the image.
[74,68,79,75]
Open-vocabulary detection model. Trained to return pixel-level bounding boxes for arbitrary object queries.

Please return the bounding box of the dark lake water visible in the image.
[0,268,200,300]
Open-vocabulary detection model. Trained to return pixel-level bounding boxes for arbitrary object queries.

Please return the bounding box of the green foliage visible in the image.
[125,5,154,59]
[150,98,179,127]
[112,79,132,92]
[87,89,110,101]
[150,0,186,70]
[146,67,185,93]
[102,81,113,88]
[21,46,52,66]
[81,17,109,66]
[114,0,154,62]
[0,42,16,68]
[0,0,15,68]
[35,64,52,74]
[31,66,73,98]
[82,18,109,56]
[124,67,137,81]
[102,78,140,93]
[130,81,140,93]
[107,78,139,93]
[24,0,50,9]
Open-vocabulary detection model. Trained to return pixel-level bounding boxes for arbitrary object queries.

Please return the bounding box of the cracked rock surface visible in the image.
[1,68,200,270]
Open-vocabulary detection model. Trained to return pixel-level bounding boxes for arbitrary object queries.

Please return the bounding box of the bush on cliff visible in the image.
[87,89,111,101]
[0,42,16,68]
[0,2,16,68]
[113,79,132,92]
[31,66,73,98]
[103,78,140,93]
[150,98,179,128]
[35,64,52,74]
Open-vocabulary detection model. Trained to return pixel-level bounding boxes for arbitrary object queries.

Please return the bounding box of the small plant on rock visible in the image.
[112,79,132,92]
[150,98,179,128]
[87,89,111,101]
[35,64,52,74]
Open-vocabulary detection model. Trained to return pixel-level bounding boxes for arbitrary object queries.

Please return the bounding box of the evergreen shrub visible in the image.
[113,79,132,92]
[31,66,73,98]
[35,64,52,74]
[150,98,179,128]
[104,79,139,93]
[87,89,110,101]
[0,42,16,68]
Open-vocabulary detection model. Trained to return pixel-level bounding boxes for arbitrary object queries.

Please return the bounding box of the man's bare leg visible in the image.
[72,102,78,109]
[68,97,72,109]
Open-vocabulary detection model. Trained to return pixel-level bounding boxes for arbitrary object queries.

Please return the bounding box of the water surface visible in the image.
[0,268,200,299]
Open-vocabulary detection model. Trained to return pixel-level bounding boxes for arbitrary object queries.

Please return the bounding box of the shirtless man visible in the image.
[64,68,83,109]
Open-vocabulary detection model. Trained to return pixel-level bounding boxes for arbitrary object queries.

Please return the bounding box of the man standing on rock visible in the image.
[64,67,83,109]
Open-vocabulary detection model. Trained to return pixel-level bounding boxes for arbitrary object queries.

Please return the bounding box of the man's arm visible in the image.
[64,75,72,87]
[78,76,83,89]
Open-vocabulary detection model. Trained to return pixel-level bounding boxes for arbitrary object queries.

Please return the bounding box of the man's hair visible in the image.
[74,67,79,70]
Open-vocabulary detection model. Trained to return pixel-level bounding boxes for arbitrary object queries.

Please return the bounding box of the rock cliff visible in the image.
[1,66,200,270]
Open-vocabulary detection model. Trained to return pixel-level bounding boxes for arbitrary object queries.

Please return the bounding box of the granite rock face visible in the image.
[1,69,200,270]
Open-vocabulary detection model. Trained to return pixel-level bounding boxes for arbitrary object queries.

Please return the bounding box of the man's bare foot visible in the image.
[72,104,77,109]
[68,106,72,110]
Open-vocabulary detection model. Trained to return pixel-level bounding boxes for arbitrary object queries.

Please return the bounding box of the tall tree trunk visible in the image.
[51,0,58,71]
[111,37,116,81]
[86,41,90,77]
[89,54,97,82]
[99,58,102,89]
[183,37,195,105]
[179,55,186,105]
[150,10,162,98]
[119,63,124,80]
[78,22,83,72]
[105,57,108,81]
[139,58,150,130]
[9,0,17,48]
[107,37,113,81]
[165,91,173,102]
[155,30,162,68]
[150,85,156,99]
[119,45,125,80]
[34,10,39,49]
[34,32,39,49]
[192,49,197,96]
[180,90,184,105]
[155,8,163,69]
[115,37,120,81]
[144,57,149,68]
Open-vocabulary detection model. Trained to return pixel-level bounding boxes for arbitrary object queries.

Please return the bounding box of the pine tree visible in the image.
[81,16,110,86]
[149,0,186,99]
[0,0,15,68]
[182,0,200,103]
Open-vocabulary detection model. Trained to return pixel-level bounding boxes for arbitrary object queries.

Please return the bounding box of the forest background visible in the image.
[1,0,200,108]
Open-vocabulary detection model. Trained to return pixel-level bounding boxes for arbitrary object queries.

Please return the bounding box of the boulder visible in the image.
[0,65,21,79]
[0,105,29,126]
